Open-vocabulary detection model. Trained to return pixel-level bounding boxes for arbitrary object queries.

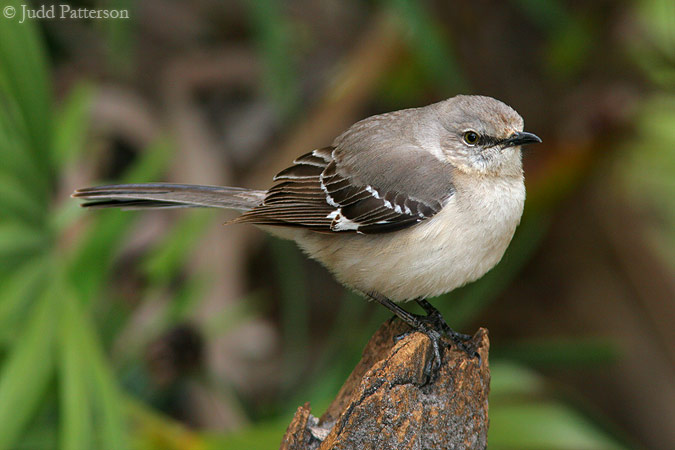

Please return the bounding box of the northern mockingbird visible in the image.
[74,95,541,375]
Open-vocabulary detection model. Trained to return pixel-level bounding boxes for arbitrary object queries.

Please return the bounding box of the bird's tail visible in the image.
[72,183,266,211]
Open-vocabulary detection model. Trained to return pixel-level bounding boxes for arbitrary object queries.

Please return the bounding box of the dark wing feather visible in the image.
[233,147,453,234]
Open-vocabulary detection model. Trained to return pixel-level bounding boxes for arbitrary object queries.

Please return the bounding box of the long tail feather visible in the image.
[72,183,265,211]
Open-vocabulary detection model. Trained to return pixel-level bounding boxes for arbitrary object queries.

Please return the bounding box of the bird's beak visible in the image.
[502,131,542,147]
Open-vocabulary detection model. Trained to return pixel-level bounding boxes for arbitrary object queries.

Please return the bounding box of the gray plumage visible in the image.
[73,94,541,302]
[73,183,265,211]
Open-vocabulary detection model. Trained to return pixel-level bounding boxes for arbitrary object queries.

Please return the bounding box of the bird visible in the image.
[73,94,541,376]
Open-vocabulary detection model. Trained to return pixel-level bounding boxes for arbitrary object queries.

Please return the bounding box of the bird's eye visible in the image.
[463,131,479,145]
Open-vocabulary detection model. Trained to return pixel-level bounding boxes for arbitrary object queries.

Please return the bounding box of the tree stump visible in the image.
[279,319,490,450]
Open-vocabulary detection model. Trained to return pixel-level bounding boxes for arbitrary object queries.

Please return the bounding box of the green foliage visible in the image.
[0,2,168,447]
[0,0,53,205]
[489,363,628,450]
[631,0,675,88]
[0,278,58,449]
[59,287,128,450]
[617,94,675,269]
[385,0,468,92]
[52,83,95,168]
[493,337,619,368]
[514,0,594,79]
[269,238,310,388]
[246,0,301,118]
[100,0,136,74]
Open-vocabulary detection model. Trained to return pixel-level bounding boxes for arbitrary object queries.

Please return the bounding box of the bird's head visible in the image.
[432,95,541,177]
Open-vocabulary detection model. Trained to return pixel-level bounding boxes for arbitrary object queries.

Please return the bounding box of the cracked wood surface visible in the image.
[279,319,490,450]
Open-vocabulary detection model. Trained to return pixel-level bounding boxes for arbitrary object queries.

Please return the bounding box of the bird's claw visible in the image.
[421,328,443,382]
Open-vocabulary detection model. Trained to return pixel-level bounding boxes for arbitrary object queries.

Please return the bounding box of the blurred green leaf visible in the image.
[142,209,214,284]
[386,0,467,92]
[203,292,256,339]
[0,256,49,343]
[100,0,135,74]
[631,0,675,88]
[13,425,57,450]
[269,237,310,389]
[59,285,129,450]
[545,18,593,79]
[514,0,593,79]
[67,210,137,303]
[80,307,129,450]
[489,402,626,450]
[618,95,675,268]
[0,221,50,266]
[377,56,433,107]
[492,337,620,368]
[0,100,31,175]
[0,278,58,450]
[0,0,54,199]
[0,87,49,221]
[50,196,85,236]
[513,0,568,27]
[490,362,545,397]
[246,0,300,118]
[0,172,47,226]
[53,83,94,169]
[60,297,94,450]
[489,363,629,450]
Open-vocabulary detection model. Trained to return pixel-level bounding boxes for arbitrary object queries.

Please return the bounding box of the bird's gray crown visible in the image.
[435,95,524,140]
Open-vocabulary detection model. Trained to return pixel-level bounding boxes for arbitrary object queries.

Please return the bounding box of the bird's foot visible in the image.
[416,299,479,360]
[368,293,478,382]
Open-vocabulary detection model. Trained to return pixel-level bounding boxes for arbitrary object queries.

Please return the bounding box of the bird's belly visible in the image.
[294,178,525,301]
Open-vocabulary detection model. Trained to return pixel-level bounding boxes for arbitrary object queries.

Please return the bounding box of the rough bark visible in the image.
[280,319,490,450]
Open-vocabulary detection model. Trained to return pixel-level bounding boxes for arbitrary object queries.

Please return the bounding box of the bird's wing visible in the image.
[233,146,455,234]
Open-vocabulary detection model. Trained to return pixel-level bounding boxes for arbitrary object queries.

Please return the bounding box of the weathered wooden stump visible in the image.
[280,319,490,450]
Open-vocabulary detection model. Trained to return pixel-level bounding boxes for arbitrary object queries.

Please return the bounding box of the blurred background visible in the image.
[0,0,673,449]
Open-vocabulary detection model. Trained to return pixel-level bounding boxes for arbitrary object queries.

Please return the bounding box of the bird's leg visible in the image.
[416,299,473,341]
[415,299,478,359]
[367,292,444,379]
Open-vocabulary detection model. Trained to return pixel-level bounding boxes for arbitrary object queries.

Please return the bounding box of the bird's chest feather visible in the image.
[449,174,525,258]
[385,175,524,293]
